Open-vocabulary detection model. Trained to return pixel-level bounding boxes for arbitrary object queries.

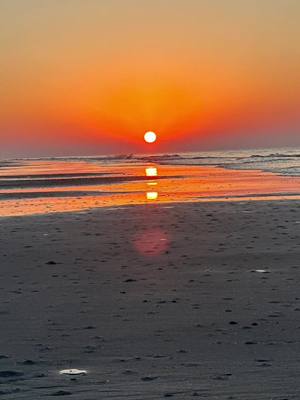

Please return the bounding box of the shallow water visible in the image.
[0,149,300,217]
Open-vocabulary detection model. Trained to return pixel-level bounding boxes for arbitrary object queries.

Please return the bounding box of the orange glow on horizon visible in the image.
[1,0,300,154]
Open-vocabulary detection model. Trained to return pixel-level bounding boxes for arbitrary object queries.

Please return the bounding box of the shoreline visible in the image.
[0,161,300,217]
[1,194,300,219]
[0,162,300,217]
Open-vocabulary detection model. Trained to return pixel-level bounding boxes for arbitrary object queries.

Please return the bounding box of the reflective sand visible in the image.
[0,160,300,217]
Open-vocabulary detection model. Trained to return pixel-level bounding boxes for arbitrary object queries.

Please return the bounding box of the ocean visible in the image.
[0,147,299,216]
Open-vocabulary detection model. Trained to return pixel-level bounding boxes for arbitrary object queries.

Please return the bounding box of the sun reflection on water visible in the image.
[0,160,300,217]
[145,166,159,201]
[145,167,158,177]
[146,191,158,200]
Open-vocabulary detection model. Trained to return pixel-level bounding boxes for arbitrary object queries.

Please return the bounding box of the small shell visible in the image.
[59,369,87,376]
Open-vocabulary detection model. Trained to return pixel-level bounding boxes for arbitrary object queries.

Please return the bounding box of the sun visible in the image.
[144,131,157,143]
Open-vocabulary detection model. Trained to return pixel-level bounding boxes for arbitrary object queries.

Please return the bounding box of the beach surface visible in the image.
[1,199,300,399]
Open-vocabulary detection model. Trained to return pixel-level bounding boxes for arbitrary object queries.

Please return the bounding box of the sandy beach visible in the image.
[0,199,300,399]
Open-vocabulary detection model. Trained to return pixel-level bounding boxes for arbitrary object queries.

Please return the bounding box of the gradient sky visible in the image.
[1,0,300,157]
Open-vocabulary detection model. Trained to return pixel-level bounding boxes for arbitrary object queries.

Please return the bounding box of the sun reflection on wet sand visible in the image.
[0,161,300,217]
[145,166,159,201]
[145,167,158,177]
[146,191,158,200]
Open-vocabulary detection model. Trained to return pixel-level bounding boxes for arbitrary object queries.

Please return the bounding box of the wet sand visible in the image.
[0,174,172,190]
[0,200,300,399]
[1,161,300,217]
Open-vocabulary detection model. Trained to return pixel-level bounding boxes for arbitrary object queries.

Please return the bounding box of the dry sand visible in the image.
[0,200,300,399]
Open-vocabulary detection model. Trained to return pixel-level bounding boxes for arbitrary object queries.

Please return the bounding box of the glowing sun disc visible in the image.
[144,131,157,143]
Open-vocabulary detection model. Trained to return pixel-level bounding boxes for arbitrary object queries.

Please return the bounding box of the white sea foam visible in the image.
[133,147,300,176]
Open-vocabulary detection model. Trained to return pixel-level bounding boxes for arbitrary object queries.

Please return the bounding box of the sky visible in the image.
[1,0,300,157]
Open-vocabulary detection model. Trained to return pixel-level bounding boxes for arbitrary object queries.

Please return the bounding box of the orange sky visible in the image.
[1,0,300,156]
